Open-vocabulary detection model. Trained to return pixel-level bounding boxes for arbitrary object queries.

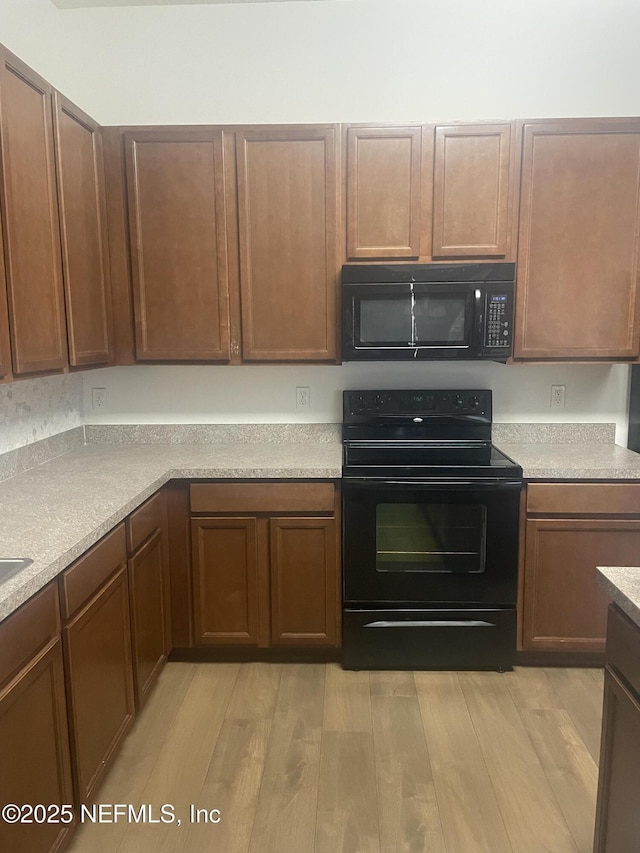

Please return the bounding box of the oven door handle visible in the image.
[343,478,522,490]
[363,619,496,628]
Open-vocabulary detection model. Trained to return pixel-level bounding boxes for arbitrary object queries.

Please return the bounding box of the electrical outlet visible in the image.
[296,386,310,410]
[550,384,566,409]
[91,387,107,411]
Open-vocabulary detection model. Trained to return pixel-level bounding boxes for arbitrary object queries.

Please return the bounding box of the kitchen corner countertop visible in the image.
[597,566,640,628]
[3,424,640,625]
[0,441,341,623]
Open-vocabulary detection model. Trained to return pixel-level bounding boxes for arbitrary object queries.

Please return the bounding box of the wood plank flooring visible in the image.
[66,663,603,853]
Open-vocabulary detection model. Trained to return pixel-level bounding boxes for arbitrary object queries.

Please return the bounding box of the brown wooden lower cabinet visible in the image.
[521,483,640,653]
[190,482,340,649]
[594,605,640,852]
[192,516,260,645]
[522,518,640,652]
[270,517,337,646]
[60,529,135,803]
[127,489,172,709]
[0,586,74,853]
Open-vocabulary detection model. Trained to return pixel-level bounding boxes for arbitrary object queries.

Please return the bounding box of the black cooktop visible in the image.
[342,389,522,480]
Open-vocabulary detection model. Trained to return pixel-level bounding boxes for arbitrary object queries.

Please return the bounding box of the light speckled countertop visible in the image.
[0,441,341,623]
[497,442,640,480]
[3,421,640,626]
[597,567,640,628]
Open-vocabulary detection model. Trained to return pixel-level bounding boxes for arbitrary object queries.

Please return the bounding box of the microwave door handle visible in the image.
[474,288,484,351]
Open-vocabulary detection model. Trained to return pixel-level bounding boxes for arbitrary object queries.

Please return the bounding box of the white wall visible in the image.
[83,362,632,443]
[0,0,638,448]
[1,0,640,124]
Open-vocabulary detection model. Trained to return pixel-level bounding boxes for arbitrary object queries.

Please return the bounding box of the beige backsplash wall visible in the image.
[0,374,83,454]
[0,363,632,454]
[82,362,631,444]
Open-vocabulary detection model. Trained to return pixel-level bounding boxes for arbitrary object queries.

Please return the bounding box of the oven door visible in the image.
[342,477,521,606]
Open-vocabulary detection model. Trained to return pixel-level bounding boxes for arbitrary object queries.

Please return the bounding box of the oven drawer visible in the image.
[342,607,516,670]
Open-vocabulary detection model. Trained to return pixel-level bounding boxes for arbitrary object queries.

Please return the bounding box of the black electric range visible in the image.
[341,389,523,671]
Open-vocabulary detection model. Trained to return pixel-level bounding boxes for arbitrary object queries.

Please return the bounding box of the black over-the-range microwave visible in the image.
[342,262,515,362]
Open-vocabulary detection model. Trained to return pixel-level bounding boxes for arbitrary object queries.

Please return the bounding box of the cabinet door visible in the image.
[236,126,339,361]
[594,666,640,852]
[129,527,171,709]
[515,119,640,359]
[0,639,74,853]
[63,565,135,803]
[0,49,67,375]
[522,518,640,652]
[53,92,112,368]
[432,123,513,259]
[124,129,230,361]
[345,125,423,260]
[191,517,260,645]
[0,234,12,380]
[270,517,339,646]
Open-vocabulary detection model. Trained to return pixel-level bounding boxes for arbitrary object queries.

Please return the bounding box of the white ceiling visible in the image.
[51,0,340,7]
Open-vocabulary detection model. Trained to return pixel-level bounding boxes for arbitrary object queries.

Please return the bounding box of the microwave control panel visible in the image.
[485,292,513,349]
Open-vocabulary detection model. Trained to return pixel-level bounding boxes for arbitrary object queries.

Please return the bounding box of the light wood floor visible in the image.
[66,662,604,853]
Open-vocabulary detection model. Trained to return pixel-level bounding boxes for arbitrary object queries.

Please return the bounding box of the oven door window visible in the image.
[376,503,486,573]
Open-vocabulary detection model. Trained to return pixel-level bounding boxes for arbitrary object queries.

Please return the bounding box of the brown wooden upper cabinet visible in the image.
[235,125,339,361]
[345,125,424,260]
[432,123,513,259]
[344,122,515,263]
[53,93,112,368]
[514,118,640,360]
[0,48,68,376]
[124,128,231,361]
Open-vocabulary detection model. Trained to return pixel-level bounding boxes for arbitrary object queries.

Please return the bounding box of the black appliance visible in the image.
[628,364,640,452]
[342,262,515,361]
[342,388,523,671]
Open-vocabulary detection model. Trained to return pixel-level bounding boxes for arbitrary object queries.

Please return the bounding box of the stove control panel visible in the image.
[345,389,490,417]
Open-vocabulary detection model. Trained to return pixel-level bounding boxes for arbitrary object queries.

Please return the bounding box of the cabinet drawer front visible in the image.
[0,583,59,687]
[60,524,127,620]
[127,489,165,554]
[190,482,335,514]
[527,483,640,515]
[607,603,640,696]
